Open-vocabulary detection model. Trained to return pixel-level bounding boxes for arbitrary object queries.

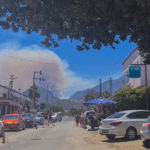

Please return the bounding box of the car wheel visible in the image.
[143,139,150,148]
[106,135,115,140]
[126,127,137,140]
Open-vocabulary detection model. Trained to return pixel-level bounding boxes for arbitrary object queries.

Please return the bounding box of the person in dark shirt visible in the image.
[75,114,80,127]
[48,113,54,126]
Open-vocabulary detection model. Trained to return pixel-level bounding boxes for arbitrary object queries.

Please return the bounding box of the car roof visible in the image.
[84,110,95,113]
[5,114,19,116]
[117,110,150,114]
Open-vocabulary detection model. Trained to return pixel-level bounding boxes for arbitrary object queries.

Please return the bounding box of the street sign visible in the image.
[129,66,141,78]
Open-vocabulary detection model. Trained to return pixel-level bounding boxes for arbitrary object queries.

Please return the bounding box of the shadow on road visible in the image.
[88,128,99,132]
[102,136,141,143]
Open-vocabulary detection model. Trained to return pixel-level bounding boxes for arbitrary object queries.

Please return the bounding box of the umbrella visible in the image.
[83,98,116,105]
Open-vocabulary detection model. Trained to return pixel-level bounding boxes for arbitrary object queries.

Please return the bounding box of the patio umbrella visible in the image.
[83,98,116,105]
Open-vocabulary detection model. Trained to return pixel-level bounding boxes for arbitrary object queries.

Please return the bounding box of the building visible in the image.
[122,48,150,88]
[0,84,32,117]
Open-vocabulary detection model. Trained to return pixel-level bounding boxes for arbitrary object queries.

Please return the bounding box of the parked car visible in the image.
[0,120,4,137]
[22,113,35,128]
[56,112,63,122]
[2,114,25,131]
[34,114,44,125]
[52,112,63,122]
[80,110,96,128]
[99,110,150,140]
[41,112,49,120]
[140,116,150,148]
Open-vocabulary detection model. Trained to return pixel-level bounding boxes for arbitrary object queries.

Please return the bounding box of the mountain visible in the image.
[70,75,128,100]
[23,87,83,110]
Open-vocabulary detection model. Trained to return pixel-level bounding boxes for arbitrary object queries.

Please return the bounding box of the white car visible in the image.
[140,116,150,148]
[0,120,4,137]
[52,112,63,122]
[99,110,150,140]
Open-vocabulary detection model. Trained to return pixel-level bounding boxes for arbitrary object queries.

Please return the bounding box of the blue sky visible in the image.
[0,28,136,97]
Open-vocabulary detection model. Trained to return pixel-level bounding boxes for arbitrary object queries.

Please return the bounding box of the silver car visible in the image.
[99,110,150,140]
[140,116,150,148]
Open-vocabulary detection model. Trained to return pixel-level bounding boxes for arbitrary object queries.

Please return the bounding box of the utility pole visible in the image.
[32,71,44,109]
[110,77,112,96]
[46,86,49,110]
[99,79,102,97]
[51,92,54,113]
[8,75,16,99]
[9,75,16,91]
[32,72,36,109]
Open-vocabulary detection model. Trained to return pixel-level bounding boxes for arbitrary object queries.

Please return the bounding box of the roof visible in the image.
[119,110,150,113]
[122,48,138,65]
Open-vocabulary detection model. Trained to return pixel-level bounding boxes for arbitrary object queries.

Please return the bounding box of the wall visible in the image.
[123,49,150,88]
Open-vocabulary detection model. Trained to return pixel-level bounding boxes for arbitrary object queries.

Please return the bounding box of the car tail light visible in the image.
[110,121,122,126]
[147,123,150,129]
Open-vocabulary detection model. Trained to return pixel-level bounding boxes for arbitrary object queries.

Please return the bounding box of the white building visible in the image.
[0,84,32,117]
[122,48,150,88]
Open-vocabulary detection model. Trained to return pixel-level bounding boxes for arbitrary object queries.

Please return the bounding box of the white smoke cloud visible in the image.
[0,43,96,98]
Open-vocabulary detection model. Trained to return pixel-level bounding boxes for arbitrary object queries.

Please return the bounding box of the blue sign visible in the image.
[129,66,141,78]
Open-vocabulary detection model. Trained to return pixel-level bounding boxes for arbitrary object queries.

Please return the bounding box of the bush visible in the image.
[112,86,150,111]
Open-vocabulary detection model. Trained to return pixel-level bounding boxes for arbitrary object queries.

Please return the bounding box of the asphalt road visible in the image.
[0,116,74,150]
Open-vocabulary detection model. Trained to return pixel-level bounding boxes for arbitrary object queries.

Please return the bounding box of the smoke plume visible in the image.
[0,43,96,97]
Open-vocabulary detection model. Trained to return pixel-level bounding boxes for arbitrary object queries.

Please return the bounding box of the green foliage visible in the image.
[102,91,111,98]
[28,85,40,100]
[84,89,99,101]
[112,86,150,111]
[0,0,150,63]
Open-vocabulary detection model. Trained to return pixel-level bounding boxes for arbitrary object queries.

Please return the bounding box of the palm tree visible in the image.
[28,85,40,101]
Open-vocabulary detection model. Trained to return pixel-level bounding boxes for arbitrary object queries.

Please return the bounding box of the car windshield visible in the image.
[52,113,57,116]
[22,114,33,118]
[34,114,41,117]
[2,115,18,120]
[86,112,95,117]
[107,113,126,119]
[146,116,150,122]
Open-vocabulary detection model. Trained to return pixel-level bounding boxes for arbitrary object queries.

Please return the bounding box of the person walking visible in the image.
[75,114,80,127]
[48,113,55,126]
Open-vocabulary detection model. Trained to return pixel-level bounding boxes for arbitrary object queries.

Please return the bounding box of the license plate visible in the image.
[102,129,109,134]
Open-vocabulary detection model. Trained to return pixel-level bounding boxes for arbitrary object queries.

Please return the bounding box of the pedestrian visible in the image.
[48,113,54,126]
[75,114,80,127]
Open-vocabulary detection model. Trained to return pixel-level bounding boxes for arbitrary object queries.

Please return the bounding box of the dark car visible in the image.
[88,113,101,130]
[34,114,44,125]
[22,113,35,128]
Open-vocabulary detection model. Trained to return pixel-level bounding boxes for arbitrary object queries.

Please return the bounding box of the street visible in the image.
[0,116,147,150]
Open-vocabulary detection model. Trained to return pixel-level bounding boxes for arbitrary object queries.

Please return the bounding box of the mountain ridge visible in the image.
[70,75,128,100]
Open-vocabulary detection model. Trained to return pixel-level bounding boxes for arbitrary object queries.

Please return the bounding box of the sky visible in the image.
[0,27,136,98]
